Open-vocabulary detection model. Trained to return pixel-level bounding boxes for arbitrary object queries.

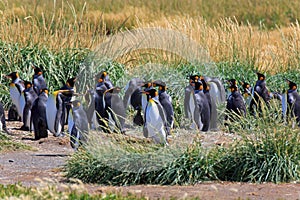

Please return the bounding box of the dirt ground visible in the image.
[1,120,300,200]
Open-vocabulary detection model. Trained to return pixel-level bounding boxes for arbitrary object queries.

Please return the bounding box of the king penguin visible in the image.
[59,77,76,130]
[225,83,247,122]
[0,100,9,134]
[249,72,271,116]
[68,100,89,150]
[184,75,200,129]
[285,79,300,126]
[6,72,25,122]
[31,88,48,140]
[32,65,47,95]
[123,78,144,126]
[153,80,174,135]
[46,89,70,137]
[143,88,168,145]
[21,80,38,131]
[103,87,126,133]
[241,81,253,106]
[94,76,110,132]
[184,75,199,120]
[193,81,211,132]
[200,76,219,131]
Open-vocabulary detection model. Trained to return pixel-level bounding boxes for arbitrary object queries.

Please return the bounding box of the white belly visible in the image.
[145,102,166,144]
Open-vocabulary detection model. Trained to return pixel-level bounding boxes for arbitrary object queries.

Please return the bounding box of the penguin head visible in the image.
[24,80,32,89]
[227,79,237,88]
[153,80,167,91]
[287,79,297,90]
[32,64,43,76]
[230,84,238,92]
[189,75,200,83]
[71,100,81,108]
[66,77,77,88]
[194,81,203,91]
[241,81,251,94]
[145,88,158,99]
[95,70,109,81]
[200,77,209,91]
[256,72,265,81]
[142,81,152,89]
[40,88,49,95]
[6,72,19,82]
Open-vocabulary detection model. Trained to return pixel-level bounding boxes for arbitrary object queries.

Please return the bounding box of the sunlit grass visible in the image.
[0,132,32,152]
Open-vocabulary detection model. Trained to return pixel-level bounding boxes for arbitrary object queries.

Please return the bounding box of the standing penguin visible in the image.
[0,101,9,134]
[193,81,211,132]
[6,72,25,121]
[249,72,271,116]
[59,77,76,127]
[31,88,48,140]
[103,87,126,133]
[94,77,110,132]
[285,80,300,126]
[241,81,252,106]
[32,65,47,95]
[153,80,174,135]
[123,78,144,126]
[68,100,89,150]
[184,75,199,120]
[143,88,168,145]
[21,81,38,131]
[46,90,69,137]
[200,76,219,131]
[225,83,247,122]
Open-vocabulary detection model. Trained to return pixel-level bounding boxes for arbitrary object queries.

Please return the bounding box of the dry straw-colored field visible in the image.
[1,0,300,72]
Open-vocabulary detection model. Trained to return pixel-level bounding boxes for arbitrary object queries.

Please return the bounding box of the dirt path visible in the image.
[2,121,300,200]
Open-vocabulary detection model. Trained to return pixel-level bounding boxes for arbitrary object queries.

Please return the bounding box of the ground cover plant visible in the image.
[0,132,32,152]
[0,183,146,199]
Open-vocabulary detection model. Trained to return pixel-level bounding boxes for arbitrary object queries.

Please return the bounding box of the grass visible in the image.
[0,1,299,72]
[0,183,147,199]
[0,132,32,152]
[66,99,300,185]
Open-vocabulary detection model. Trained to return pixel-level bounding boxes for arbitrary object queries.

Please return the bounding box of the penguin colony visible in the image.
[1,67,299,148]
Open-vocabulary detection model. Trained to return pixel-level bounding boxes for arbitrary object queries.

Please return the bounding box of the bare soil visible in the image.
[1,120,300,200]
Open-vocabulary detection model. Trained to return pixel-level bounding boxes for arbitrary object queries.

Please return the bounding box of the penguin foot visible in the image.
[19,125,30,131]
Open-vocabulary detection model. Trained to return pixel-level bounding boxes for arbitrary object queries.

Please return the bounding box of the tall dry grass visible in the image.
[137,17,300,73]
[0,1,300,72]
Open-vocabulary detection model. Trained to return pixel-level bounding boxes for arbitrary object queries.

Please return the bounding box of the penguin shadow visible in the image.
[21,137,37,141]
[33,154,69,157]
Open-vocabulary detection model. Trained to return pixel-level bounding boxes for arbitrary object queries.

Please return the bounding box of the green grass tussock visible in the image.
[0,41,90,107]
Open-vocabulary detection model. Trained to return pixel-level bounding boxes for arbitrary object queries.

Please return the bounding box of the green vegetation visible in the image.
[66,100,300,185]
[65,62,300,185]
[0,132,32,152]
[0,184,146,199]
[0,42,89,107]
